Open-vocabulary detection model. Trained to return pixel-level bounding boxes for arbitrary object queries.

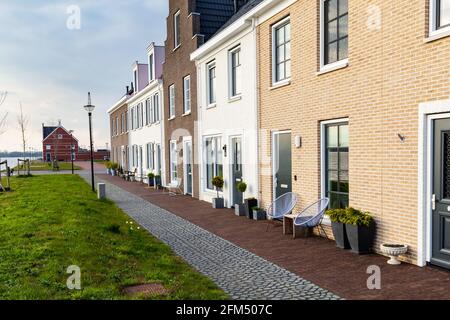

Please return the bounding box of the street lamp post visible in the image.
[84,92,96,192]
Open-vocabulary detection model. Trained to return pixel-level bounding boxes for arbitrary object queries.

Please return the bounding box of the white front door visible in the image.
[183,139,193,195]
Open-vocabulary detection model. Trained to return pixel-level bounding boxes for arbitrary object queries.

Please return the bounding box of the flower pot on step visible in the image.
[244,198,258,219]
[235,204,246,216]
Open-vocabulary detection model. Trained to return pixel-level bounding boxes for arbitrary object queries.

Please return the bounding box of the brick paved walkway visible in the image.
[80,173,339,300]
[94,173,450,300]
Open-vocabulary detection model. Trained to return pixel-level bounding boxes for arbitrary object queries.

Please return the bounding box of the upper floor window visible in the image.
[322,0,348,67]
[121,113,125,133]
[57,134,63,140]
[430,0,450,35]
[145,98,152,125]
[134,70,138,92]
[229,46,242,97]
[148,53,154,81]
[272,17,291,84]
[169,84,175,118]
[174,10,181,48]
[153,93,160,122]
[183,75,191,114]
[207,62,216,105]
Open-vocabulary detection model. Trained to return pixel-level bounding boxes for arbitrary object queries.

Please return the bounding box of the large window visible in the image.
[183,75,191,114]
[169,85,175,118]
[153,93,160,122]
[170,140,178,182]
[272,18,291,83]
[207,62,216,105]
[323,121,349,209]
[431,0,450,32]
[156,144,162,176]
[147,142,155,171]
[323,0,348,65]
[229,46,242,97]
[205,136,223,190]
[174,10,181,48]
[145,99,151,125]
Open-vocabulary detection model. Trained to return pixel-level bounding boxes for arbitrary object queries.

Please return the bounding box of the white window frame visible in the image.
[229,45,242,98]
[320,118,349,225]
[46,145,51,150]
[57,134,63,140]
[170,140,178,183]
[169,84,175,119]
[153,93,160,122]
[174,10,181,49]
[429,0,450,40]
[183,75,191,114]
[206,61,216,107]
[319,0,349,73]
[271,16,291,85]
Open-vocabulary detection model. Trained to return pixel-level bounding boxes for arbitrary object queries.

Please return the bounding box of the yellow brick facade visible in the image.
[257,0,450,264]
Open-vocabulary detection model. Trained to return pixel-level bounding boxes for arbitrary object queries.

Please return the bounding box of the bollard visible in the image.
[97,183,106,200]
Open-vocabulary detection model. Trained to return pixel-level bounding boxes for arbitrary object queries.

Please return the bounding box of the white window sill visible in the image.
[168,116,175,121]
[182,111,192,117]
[206,103,217,110]
[317,59,349,75]
[228,95,242,103]
[270,79,291,90]
[425,28,450,43]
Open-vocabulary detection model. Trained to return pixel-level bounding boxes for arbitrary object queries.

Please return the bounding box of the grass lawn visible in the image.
[0,175,228,300]
[14,161,82,172]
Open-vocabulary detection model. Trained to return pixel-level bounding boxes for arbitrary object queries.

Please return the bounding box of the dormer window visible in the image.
[174,10,181,49]
[133,70,138,93]
[148,53,154,81]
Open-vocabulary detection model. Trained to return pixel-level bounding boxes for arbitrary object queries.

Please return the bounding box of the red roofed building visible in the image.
[42,122,110,162]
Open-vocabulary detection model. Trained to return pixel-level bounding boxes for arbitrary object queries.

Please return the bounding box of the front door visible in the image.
[231,137,243,206]
[431,118,450,269]
[273,132,292,200]
[184,140,193,195]
[46,153,51,162]
[139,146,143,180]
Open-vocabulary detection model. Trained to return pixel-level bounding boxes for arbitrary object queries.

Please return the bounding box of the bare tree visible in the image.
[17,102,28,159]
[0,91,7,136]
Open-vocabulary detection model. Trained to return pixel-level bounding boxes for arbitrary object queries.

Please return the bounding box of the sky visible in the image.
[0,0,168,152]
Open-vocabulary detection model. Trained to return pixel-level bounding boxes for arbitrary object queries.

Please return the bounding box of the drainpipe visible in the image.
[252,17,261,206]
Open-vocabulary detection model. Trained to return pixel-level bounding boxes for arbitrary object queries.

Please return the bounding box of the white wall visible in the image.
[196,25,259,207]
[128,80,166,186]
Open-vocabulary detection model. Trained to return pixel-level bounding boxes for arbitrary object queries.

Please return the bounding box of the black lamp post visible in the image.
[84,92,96,192]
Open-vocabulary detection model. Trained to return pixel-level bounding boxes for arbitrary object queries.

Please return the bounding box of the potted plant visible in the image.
[147,172,155,187]
[342,208,376,255]
[154,174,162,189]
[326,208,350,249]
[105,161,112,175]
[211,176,224,209]
[235,181,247,216]
[244,197,258,219]
[110,162,119,176]
[252,207,267,221]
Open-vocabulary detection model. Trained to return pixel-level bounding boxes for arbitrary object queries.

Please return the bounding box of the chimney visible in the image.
[130,82,134,93]
[58,119,62,127]
[126,86,129,95]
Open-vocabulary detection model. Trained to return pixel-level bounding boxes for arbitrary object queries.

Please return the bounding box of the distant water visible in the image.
[0,157,25,169]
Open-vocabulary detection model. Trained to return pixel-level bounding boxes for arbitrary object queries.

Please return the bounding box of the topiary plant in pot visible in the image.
[235,181,247,216]
[211,176,224,209]
[326,208,350,249]
[110,162,119,176]
[147,172,155,187]
[154,174,162,189]
[341,208,376,255]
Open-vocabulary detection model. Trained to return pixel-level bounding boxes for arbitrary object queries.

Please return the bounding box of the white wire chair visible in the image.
[165,178,183,196]
[266,192,299,231]
[293,198,330,239]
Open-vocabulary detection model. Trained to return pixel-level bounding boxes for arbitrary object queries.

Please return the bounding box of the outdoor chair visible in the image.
[164,178,183,196]
[292,198,330,239]
[265,192,299,232]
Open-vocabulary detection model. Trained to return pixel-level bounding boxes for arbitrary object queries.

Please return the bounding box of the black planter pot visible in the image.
[153,177,161,189]
[212,198,225,209]
[235,204,246,216]
[345,222,376,254]
[331,222,350,249]
[148,178,155,187]
[244,198,258,219]
[253,210,267,221]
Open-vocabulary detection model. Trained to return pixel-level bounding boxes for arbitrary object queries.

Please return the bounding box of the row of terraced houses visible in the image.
[108,0,450,269]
